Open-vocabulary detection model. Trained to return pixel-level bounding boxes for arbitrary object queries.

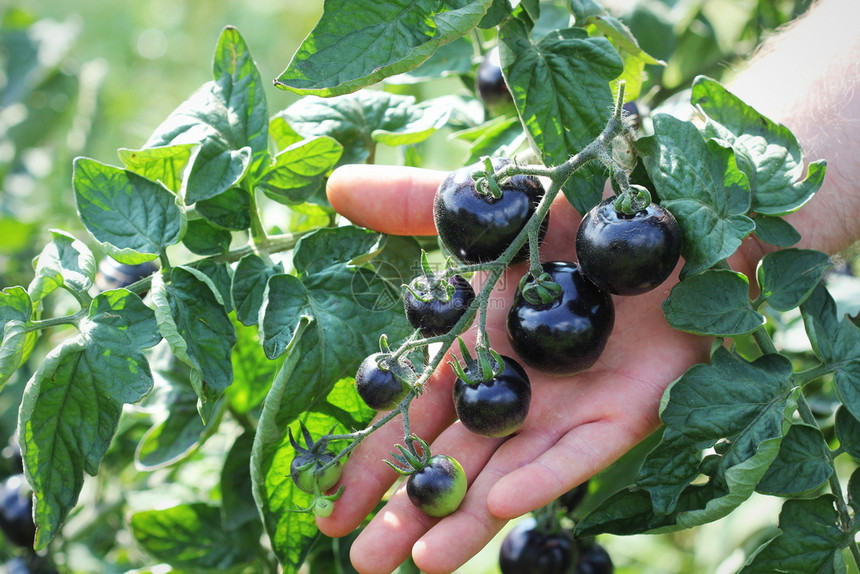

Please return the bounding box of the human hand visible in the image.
[317,164,715,574]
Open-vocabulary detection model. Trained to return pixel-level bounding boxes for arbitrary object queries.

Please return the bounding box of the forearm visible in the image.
[726,0,860,257]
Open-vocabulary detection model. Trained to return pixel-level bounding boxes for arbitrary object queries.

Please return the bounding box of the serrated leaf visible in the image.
[130,503,252,570]
[637,114,755,277]
[282,91,449,167]
[499,20,622,214]
[835,406,860,459]
[231,254,284,326]
[800,284,860,422]
[151,266,237,412]
[636,349,795,519]
[0,286,35,389]
[757,249,832,312]
[73,157,185,264]
[28,229,96,303]
[756,423,832,496]
[275,0,493,96]
[182,218,232,256]
[662,269,764,336]
[753,214,801,247]
[692,76,826,216]
[117,143,197,195]
[257,136,343,205]
[386,36,475,83]
[739,496,851,573]
[19,290,159,549]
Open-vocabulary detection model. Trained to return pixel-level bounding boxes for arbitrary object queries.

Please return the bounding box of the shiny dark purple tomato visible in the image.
[406,454,467,517]
[476,47,513,109]
[433,157,547,264]
[558,480,589,513]
[499,517,577,574]
[404,274,475,337]
[507,261,614,376]
[453,355,531,438]
[0,474,35,549]
[354,353,410,411]
[575,542,613,574]
[95,258,159,291]
[576,196,681,296]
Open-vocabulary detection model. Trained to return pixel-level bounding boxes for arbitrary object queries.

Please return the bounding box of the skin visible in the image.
[320,1,860,572]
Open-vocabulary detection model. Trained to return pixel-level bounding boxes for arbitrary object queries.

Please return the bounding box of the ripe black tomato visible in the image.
[406,454,467,517]
[499,517,577,574]
[433,157,547,264]
[453,355,531,438]
[575,542,613,574]
[558,480,589,513]
[507,261,614,376]
[354,353,410,411]
[404,274,475,337]
[476,47,513,110]
[576,196,681,296]
[0,474,35,549]
[95,258,159,291]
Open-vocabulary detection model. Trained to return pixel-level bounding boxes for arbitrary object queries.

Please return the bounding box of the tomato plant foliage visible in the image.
[1,1,858,573]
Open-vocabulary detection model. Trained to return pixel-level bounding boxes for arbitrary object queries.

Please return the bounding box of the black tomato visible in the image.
[476,47,513,110]
[507,261,614,376]
[576,196,681,296]
[404,274,475,337]
[499,517,577,574]
[558,480,589,513]
[575,542,613,574]
[406,454,467,517]
[0,474,36,549]
[354,353,410,411]
[453,355,531,438]
[95,258,159,291]
[433,157,547,265]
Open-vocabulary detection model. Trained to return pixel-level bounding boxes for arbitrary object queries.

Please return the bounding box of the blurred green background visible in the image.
[3,1,858,573]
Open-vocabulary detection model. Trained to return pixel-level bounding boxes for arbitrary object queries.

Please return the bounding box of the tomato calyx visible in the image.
[449,338,506,386]
[384,434,432,476]
[289,423,344,494]
[613,183,652,215]
[518,271,563,306]
[470,156,507,199]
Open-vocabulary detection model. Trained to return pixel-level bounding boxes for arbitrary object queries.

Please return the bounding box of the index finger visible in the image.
[326,164,447,236]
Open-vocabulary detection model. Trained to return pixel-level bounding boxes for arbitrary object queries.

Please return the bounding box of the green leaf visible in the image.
[19,290,159,549]
[182,218,232,256]
[637,114,755,277]
[282,91,450,167]
[386,36,475,83]
[151,266,237,412]
[134,383,225,471]
[0,286,35,389]
[195,187,252,231]
[636,349,795,519]
[73,157,185,264]
[800,284,860,422]
[231,254,284,326]
[692,76,827,216]
[753,214,801,247]
[662,269,764,336]
[452,115,526,164]
[756,423,833,496]
[835,406,860,459]
[117,143,197,195]
[275,0,493,96]
[226,321,282,415]
[257,136,343,205]
[130,503,253,570]
[739,496,851,573]
[28,229,96,303]
[757,249,832,312]
[848,467,860,517]
[221,431,263,537]
[499,20,622,213]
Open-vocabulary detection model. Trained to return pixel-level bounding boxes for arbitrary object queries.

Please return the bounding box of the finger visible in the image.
[326,164,446,236]
[316,364,457,538]
[349,422,505,574]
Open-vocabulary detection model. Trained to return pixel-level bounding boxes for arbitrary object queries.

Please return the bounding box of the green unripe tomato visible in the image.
[290,451,343,494]
[313,498,335,518]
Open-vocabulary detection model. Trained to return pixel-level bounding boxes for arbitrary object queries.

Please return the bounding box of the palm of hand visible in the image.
[319,167,711,574]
